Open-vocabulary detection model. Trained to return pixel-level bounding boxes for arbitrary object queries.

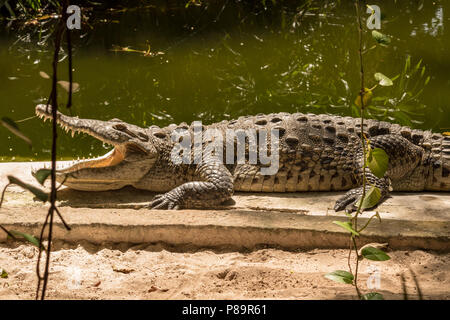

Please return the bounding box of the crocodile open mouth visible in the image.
[35,104,156,191]
[35,104,141,174]
[56,147,126,173]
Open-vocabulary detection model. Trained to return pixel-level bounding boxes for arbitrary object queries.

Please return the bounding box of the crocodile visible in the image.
[35,104,450,211]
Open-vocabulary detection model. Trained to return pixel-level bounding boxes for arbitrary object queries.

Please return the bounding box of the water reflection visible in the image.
[0,0,449,161]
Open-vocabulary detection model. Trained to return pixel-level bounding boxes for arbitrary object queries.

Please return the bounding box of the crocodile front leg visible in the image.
[334,134,423,212]
[333,169,390,212]
[150,155,234,209]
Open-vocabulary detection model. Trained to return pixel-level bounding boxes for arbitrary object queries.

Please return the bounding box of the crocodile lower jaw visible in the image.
[56,147,125,174]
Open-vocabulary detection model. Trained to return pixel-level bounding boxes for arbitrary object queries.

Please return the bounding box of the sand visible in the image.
[0,242,448,300]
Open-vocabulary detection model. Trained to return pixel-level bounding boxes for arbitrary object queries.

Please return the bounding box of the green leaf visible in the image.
[372,30,391,45]
[362,292,384,300]
[414,59,423,72]
[333,221,360,236]
[7,176,48,202]
[357,186,382,210]
[325,270,354,284]
[32,169,52,185]
[405,55,411,72]
[374,73,393,86]
[361,246,391,261]
[0,268,8,279]
[367,148,389,178]
[1,117,32,147]
[8,231,42,249]
[420,66,426,78]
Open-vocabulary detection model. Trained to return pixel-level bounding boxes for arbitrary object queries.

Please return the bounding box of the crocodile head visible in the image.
[35,104,158,191]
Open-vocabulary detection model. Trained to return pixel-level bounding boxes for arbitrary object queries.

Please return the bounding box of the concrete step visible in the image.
[0,162,449,251]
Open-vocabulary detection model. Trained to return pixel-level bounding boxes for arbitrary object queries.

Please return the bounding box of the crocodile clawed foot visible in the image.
[150,193,181,210]
[334,187,362,212]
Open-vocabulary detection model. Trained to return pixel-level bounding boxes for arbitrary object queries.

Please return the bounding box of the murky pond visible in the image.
[0,0,449,161]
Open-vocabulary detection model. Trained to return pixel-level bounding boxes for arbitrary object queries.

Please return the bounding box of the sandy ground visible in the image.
[0,242,448,300]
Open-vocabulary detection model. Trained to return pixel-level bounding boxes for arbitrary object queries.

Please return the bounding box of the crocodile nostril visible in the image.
[153,131,166,139]
[113,124,126,131]
[138,132,149,142]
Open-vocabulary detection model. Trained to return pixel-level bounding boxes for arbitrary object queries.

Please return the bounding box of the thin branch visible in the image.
[351,235,362,298]
[36,1,70,299]
[55,207,71,231]
[15,115,38,123]
[347,238,353,275]
[56,174,68,191]
[66,0,73,109]
[0,183,11,208]
[351,0,366,299]
[0,224,17,240]
[354,0,367,226]
[357,212,380,233]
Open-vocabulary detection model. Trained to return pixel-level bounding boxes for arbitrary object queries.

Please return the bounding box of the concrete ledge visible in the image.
[0,162,449,251]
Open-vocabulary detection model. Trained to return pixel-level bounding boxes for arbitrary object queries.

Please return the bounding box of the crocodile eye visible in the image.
[113,124,126,131]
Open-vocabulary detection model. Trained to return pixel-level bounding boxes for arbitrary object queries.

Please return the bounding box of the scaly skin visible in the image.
[35,105,450,211]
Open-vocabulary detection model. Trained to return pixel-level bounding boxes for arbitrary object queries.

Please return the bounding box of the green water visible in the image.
[0,0,449,161]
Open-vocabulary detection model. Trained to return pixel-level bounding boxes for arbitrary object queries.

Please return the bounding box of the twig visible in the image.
[55,207,71,231]
[352,235,361,298]
[357,212,380,233]
[351,0,367,299]
[347,238,353,275]
[0,183,16,240]
[66,0,72,109]
[354,0,367,225]
[0,183,11,208]
[36,1,71,300]
[15,115,38,123]
[0,224,16,240]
